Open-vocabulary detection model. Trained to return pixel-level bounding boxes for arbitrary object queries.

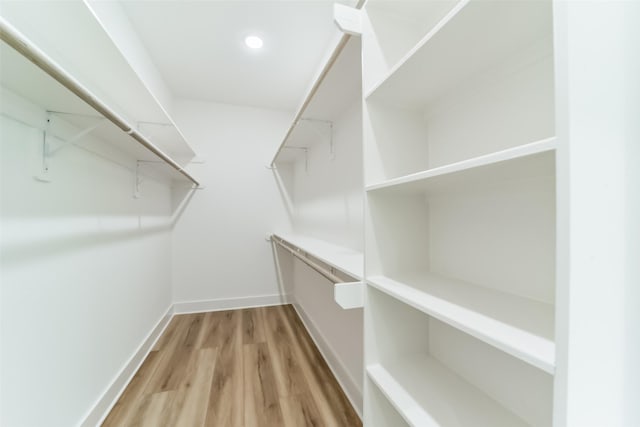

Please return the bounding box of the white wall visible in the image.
[0,90,174,427]
[291,102,364,251]
[170,99,293,308]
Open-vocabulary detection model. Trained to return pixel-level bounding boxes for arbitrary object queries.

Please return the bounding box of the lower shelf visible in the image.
[367,356,528,427]
[368,273,555,373]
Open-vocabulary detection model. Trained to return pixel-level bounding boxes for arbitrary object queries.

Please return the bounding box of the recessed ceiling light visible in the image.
[245,35,263,49]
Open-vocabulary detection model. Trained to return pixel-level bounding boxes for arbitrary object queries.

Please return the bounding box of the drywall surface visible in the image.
[0,91,173,426]
[170,99,293,305]
[291,101,364,251]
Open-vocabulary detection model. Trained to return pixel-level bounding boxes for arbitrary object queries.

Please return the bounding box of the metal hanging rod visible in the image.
[272,236,347,284]
[0,17,200,187]
[269,0,365,167]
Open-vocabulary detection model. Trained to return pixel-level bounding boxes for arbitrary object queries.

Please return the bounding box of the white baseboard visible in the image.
[80,304,174,427]
[292,302,363,418]
[173,293,292,314]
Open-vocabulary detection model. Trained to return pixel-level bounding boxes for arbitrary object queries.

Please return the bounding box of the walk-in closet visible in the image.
[1,1,638,426]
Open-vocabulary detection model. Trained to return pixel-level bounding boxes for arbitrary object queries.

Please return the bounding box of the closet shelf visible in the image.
[365,0,552,109]
[270,27,362,166]
[272,233,363,280]
[366,138,556,194]
[0,1,196,162]
[368,274,555,373]
[0,18,199,186]
[367,356,528,427]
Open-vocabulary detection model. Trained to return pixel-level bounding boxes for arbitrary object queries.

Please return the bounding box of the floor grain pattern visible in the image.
[102,305,361,427]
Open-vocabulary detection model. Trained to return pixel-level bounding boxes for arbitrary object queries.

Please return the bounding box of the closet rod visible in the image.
[269,0,365,167]
[272,236,345,284]
[0,17,200,187]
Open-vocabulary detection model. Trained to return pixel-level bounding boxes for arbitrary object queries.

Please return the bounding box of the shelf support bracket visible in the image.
[33,127,51,183]
[45,111,106,156]
[334,4,362,36]
[300,118,334,160]
[133,160,144,199]
[33,112,106,183]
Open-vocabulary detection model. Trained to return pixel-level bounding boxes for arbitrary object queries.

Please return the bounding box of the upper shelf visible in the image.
[362,0,460,93]
[273,233,363,280]
[0,18,198,186]
[366,138,556,194]
[0,0,195,163]
[365,0,553,110]
[270,32,362,166]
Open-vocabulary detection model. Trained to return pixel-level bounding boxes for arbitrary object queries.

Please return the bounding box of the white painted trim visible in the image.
[292,302,363,418]
[173,293,292,314]
[79,304,174,427]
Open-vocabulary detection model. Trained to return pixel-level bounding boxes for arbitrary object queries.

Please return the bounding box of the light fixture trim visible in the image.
[245,35,263,49]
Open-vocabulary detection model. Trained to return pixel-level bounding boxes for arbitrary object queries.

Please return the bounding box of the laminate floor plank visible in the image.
[172,348,218,427]
[243,342,284,427]
[242,308,266,344]
[152,314,188,351]
[261,306,312,398]
[128,391,175,427]
[143,348,192,394]
[198,310,238,349]
[101,305,360,427]
[204,310,243,427]
[279,393,324,427]
[101,351,162,427]
[268,305,342,427]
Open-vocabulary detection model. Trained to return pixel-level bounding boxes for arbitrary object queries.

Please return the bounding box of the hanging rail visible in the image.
[269,0,365,167]
[0,17,200,187]
[272,235,347,284]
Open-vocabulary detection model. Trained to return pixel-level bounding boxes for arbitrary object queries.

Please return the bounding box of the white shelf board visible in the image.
[368,273,555,373]
[365,0,552,110]
[0,45,194,185]
[302,36,361,123]
[366,138,556,194]
[273,233,363,280]
[367,356,528,427]
[271,34,361,165]
[0,1,195,160]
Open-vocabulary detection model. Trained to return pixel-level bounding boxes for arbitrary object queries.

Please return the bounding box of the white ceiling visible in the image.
[121,0,355,112]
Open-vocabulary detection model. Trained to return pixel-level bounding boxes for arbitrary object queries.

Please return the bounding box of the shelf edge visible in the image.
[366,137,557,192]
[368,276,556,374]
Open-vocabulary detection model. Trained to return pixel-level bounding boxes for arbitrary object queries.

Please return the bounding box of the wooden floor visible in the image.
[102,304,361,427]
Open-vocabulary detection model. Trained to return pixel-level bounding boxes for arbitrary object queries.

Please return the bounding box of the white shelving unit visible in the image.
[0,1,197,170]
[362,0,557,425]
